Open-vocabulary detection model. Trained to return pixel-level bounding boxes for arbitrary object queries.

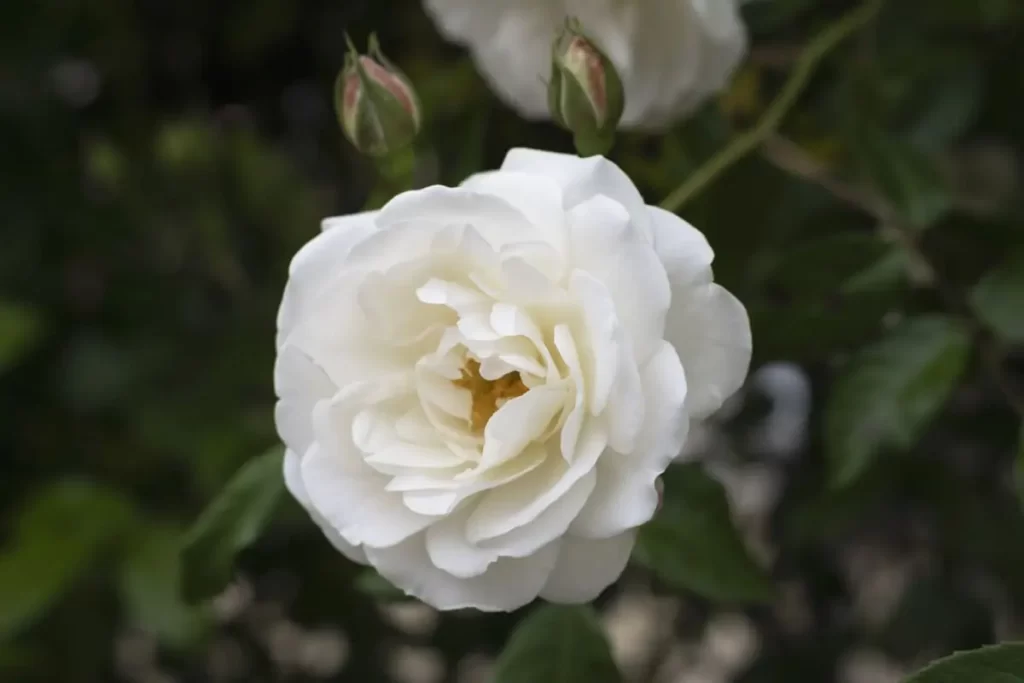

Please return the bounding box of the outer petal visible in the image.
[302,443,432,549]
[500,149,650,236]
[459,170,567,254]
[649,206,714,288]
[539,531,636,603]
[375,185,545,252]
[284,450,367,563]
[276,212,377,349]
[425,511,499,578]
[366,534,560,612]
[571,342,689,538]
[285,269,409,390]
[567,196,670,365]
[666,283,751,420]
[301,380,433,549]
[274,344,336,458]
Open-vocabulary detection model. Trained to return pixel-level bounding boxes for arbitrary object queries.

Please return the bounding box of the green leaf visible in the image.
[180,447,285,603]
[0,481,134,639]
[850,122,951,229]
[633,464,776,603]
[907,60,983,152]
[902,643,1024,682]
[120,525,211,649]
[749,232,906,362]
[970,252,1024,343]
[768,232,891,294]
[0,301,44,375]
[493,605,622,683]
[826,316,972,488]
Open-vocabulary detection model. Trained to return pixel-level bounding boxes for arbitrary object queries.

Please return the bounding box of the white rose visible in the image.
[275,148,751,611]
[422,0,749,130]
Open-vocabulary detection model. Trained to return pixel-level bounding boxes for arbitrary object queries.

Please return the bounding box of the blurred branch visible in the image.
[761,134,1024,419]
[760,136,889,219]
[659,0,883,213]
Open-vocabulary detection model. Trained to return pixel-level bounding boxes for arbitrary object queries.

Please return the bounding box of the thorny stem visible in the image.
[760,134,1024,419]
[659,0,884,213]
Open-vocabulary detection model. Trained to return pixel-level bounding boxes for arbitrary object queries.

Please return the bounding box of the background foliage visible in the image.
[2,0,1023,681]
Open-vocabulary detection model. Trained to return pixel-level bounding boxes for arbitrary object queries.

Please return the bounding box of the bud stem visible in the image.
[573,132,614,158]
[363,146,417,210]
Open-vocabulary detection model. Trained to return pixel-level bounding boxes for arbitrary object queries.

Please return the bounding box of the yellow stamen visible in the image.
[452,358,528,432]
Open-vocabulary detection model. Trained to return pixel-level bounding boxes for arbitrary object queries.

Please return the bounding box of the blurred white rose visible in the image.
[275,148,751,611]
[422,0,749,130]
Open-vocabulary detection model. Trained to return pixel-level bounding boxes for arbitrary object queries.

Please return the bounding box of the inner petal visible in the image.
[453,358,529,433]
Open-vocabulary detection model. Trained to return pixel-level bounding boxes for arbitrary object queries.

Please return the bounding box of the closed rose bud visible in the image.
[548,20,624,156]
[336,35,421,158]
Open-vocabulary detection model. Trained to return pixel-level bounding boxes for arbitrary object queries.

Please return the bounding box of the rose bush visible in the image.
[422,0,749,130]
[275,148,751,611]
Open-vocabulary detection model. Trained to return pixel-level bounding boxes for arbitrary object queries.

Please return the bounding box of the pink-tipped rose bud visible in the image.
[335,34,421,158]
[548,19,624,156]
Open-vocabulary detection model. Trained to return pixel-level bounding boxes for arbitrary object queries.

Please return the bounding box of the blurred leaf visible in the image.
[750,232,905,362]
[902,643,1024,682]
[768,232,890,293]
[0,481,133,640]
[354,570,414,603]
[633,464,776,603]
[907,60,983,152]
[843,249,911,295]
[493,605,621,683]
[0,301,44,375]
[826,316,972,488]
[180,447,285,603]
[120,525,211,650]
[849,122,951,229]
[970,252,1024,343]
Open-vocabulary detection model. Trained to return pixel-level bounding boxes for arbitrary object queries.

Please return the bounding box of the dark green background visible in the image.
[2,0,1023,681]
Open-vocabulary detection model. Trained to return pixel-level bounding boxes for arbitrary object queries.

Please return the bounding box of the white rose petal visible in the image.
[274,147,752,611]
[422,0,750,130]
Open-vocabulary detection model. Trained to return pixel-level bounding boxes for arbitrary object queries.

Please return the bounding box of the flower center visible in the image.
[452,358,528,432]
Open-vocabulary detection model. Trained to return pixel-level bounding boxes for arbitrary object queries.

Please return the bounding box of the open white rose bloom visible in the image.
[275,149,751,611]
[422,0,748,130]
